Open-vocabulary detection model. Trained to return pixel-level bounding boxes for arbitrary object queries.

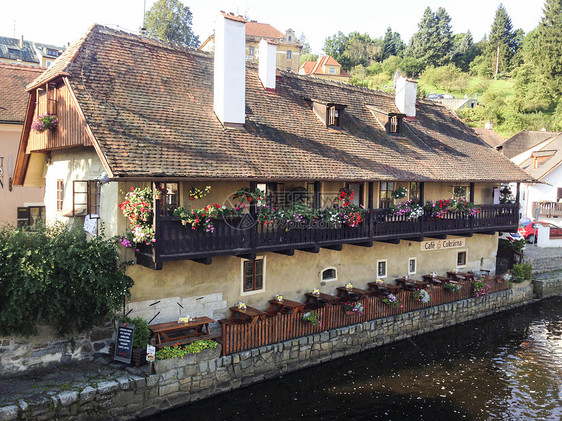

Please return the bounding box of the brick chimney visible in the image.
[258,38,277,91]
[214,11,246,129]
[394,74,417,118]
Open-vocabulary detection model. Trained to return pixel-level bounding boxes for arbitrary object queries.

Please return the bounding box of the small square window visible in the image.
[321,268,337,282]
[457,251,467,267]
[242,258,265,293]
[287,50,292,59]
[329,67,336,74]
[248,46,255,56]
[408,258,416,275]
[377,260,387,278]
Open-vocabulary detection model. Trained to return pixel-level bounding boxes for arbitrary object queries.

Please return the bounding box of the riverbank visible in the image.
[1,280,549,421]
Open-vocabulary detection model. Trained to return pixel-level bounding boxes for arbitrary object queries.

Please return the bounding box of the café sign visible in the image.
[421,238,465,251]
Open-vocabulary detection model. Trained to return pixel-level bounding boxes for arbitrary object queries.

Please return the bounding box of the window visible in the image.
[73,180,100,217]
[347,183,364,207]
[248,46,254,56]
[56,179,64,211]
[321,267,337,282]
[409,182,420,202]
[17,206,45,228]
[242,258,265,293]
[158,182,179,216]
[408,258,416,275]
[327,105,340,127]
[328,67,336,74]
[379,181,395,208]
[457,251,467,267]
[377,259,387,278]
[287,50,292,59]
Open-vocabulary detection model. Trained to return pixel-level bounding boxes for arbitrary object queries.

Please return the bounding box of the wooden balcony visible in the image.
[532,201,562,219]
[136,204,518,269]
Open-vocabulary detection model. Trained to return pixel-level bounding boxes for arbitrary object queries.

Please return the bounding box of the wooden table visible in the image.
[336,286,369,301]
[447,271,475,282]
[267,299,306,315]
[304,292,339,308]
[422,274,451,286]
[395,277,430,290]
[229,305,267,324]
[149,316,215,347]
[368,282,401,296]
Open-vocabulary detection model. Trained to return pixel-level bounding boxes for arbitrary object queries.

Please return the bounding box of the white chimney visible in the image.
[19,35,24,49]
[259,38,277,91]
[214,12,246,128]
[394,75,417,118]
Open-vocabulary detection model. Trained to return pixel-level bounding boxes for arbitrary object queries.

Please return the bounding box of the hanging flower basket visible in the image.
[32,113,58,133]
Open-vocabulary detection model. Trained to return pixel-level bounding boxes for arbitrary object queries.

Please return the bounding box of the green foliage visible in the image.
[144,0,199,47]
[444,282,461,292]
[155,340,218,360]
[537,0,562,94]
[382,26,405,60]
[407,7,453,68]
[300,53,318,66]
[423,64,469,93]
[0,224,133,336]
[487,4,521,74]
[120,316,150,348]
[511,263,532,283]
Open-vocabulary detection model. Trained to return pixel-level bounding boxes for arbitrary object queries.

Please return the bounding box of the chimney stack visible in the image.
[394,74,417,118]
[214,11,246,128]
[258,38,277,91]
[19,35,24,49]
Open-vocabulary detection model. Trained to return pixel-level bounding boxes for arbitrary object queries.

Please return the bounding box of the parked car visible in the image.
[518,221,562,243]
[498,231,526,251]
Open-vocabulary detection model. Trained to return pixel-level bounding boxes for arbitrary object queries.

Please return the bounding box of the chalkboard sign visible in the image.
[114,322,135,364]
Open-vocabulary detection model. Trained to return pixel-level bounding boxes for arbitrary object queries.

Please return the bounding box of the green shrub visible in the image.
[511,263,532,283]
[155,340,218,360]
[120,316,150,348]
[0,224,134,335]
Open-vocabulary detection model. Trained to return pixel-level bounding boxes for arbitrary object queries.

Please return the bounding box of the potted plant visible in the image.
[444,282,461,293]
[391,186,408,199]
[472,280,492,298]
[412,289,432,303]
[343,301,364,316]
[303,311,322,327]
[382,293,400,307]
[31,113,58,133]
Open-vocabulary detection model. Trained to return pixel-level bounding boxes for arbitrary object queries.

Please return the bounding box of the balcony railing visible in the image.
[136,204,518,269]
[532,201,562,219]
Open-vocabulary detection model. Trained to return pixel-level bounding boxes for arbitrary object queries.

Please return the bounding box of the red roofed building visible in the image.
[200,18,302,72]
[299,55,351,84]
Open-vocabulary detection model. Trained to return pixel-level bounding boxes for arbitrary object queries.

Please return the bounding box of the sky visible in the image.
[0,1,545,54]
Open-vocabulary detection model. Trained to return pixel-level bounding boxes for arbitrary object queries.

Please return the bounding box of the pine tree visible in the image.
[408,7,453,68]
[536,0,562,93]
[487,4,519,75]
[144,0,199,48]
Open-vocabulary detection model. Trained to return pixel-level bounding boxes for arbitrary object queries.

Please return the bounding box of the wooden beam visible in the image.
[456,233,473,237]
[477,231,496,236]
[274,249,295,256]
[192,257,212,265]
[403,236,424,242]
[375,239,400,245]
[469,182,475,203]
[314,181,321,209]
[368,182,374,210]
[322,244,343,251]
[351,240,374,247]
[426,235,446,239]
[237,253,257,260]
[297,246,320,253]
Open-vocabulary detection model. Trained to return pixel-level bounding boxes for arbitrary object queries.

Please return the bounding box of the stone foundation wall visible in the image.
[0,324,114,376]
[525,255,562,273]
[0,284,534,420]
[533,278,562,298]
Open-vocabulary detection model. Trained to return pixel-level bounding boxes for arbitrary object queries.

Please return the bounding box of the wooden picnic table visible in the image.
[336,286,369,301]
[229,305,267,324]
[422,274,451,285]
[368,282,401,296]
[149,316,215,347]
[447,271,475,282]
[395,277,430,290]
[304,292,339,308]
[267,299,306,315]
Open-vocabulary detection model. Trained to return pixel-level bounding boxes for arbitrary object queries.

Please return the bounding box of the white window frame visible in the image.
[240,255,266,296]
[377,259,387,278]
[321,267,338,282]
[456,250,467,268]
[408,257,417,275]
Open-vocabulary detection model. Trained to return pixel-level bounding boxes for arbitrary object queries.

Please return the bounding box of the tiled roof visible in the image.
[473,127,504,148]
[499,130,561,159]
[0,36,38,64]
[519,134,562,180]
[27,25,531,183]
[0,63,44,123]
[300,56,350,78]
[245,21,284,39]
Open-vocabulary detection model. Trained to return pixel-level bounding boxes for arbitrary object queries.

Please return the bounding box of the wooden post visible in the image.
[419,182,425,237]
[515,182,521,221]
[152,182,162,270]
[368,182,374,239]
[314,181,321,210]
[469,182,475,203]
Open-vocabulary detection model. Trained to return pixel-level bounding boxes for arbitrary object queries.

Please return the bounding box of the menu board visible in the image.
[114,322,135,364]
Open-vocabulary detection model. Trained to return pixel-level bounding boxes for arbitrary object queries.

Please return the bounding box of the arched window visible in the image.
[321,267,337,282]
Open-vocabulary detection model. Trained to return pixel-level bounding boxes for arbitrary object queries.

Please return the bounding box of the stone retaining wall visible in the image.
[525,255,562,273]
[533,278,562,298]
[0,283,534,420]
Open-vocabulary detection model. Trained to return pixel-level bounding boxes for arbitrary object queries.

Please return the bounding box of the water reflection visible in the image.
[149,297,561,421]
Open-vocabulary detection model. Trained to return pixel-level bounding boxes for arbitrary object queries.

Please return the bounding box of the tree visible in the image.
[487,4,519,76]
[452,31,478,72]
[407,7,453,68]
[323,31,349,66]
[536,0,562,93]
[299,33,312,55]
[144,0,199,48]
[382,27,405,60]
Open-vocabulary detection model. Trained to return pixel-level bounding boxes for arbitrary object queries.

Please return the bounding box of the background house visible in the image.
[299,55,351,83]
[0,36,64,68]
[0,63,45,226]
[14,18,531,325]
[200,18,302,72]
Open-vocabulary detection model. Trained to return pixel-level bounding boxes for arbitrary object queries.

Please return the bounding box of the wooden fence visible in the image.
[220,279,509,356]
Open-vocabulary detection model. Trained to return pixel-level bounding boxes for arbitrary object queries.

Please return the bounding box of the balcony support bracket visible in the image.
[322,244,343,251]
[350,241,374,247]
[237,253,257,260]
[298,246,320,253]
[376,239,400,245]
[274,249,295,256]
[192,257,212,265]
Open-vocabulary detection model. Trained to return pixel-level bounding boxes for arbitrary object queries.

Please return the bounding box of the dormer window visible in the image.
[310,99,347,129]
[328,106,340,127]
[389,115,400,133]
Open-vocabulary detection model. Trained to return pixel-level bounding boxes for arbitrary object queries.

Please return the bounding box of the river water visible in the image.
[152,297,561,420]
